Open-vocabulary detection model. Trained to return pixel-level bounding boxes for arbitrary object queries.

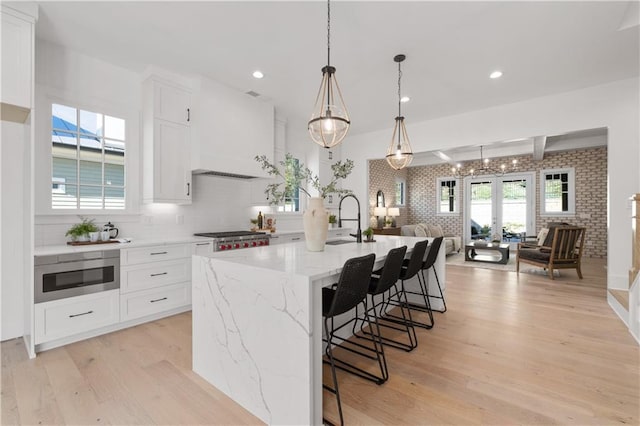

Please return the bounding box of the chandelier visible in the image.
[451,146,518,178]
[386,54,413,170]
[308,0,350,149]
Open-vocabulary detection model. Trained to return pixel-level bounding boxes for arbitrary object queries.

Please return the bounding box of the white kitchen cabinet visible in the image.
[192,240,213,255]
[191,78,274,178]
[119,243,192,323]
[143,77,192,204]
[120,282,191,322]
[1,6,35,122]
[269,232,304,245]
[318,145,342,208]
[34,290,119,344]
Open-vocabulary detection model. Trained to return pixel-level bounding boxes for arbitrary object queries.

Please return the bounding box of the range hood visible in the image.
[192,169,258,180]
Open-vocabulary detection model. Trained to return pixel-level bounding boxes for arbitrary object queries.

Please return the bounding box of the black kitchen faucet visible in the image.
[338,194,362,243]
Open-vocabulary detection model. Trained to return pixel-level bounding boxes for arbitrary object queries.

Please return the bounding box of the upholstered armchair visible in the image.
[516,226,586,280]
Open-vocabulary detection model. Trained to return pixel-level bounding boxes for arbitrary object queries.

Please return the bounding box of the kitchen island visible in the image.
[191,235,445,425]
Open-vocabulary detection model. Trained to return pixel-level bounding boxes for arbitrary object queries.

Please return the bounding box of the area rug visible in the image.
[445,252,560,276]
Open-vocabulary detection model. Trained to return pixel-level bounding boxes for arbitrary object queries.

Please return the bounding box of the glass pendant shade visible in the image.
[386,116,413,170]
[308,66,350,149]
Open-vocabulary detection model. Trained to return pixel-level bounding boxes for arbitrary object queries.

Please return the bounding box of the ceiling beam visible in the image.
[532,136,547,161]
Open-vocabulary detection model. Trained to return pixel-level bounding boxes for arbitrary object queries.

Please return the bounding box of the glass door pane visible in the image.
[500,178,528,243]
[469,180,493,241]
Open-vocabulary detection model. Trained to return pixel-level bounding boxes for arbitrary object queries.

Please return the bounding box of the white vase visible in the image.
[303,197,329,252]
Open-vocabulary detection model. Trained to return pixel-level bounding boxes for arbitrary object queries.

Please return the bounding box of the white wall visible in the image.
[1,121,27,339]
[32,40,257,246]
[341,77,640,290]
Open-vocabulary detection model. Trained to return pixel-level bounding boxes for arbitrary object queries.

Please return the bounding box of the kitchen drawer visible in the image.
[34,290,119,344]
[120,282,191,322]
[121,244,189,265]
[121,258,190,294]
[192,240,213,255]
[271,233,304,245]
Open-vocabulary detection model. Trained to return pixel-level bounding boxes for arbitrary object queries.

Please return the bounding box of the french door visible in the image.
[463,173,535,243]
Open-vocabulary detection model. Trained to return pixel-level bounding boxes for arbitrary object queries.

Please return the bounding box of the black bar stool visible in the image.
[322,253,376,426]
[421,236,446,313]
[384,239,434,330]
[356,245,417,355]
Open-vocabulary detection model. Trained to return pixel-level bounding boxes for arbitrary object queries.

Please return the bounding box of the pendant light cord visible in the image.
[397,61,402,117]
[327,0,331,67]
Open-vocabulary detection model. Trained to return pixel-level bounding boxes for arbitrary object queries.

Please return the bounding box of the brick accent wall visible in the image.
[368,160,408,229]
[369,146,607,258]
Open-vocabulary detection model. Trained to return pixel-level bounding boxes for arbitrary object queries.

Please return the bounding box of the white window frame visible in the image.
[437,177,459,215]
[395,177,406,207]
[540,167,575,216]
[36,93,139,216]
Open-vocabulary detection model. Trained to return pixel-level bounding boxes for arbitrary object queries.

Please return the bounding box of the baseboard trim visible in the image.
[607,293,629,327]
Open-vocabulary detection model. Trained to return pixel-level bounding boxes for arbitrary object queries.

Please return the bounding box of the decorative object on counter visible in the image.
[255,153,354,252]
[89,231,100,242]
[363,227,375,242]
[250,218,258,232]
[328,214,337,228]
[65,216,99,242]
[103,221,119,239]
[387,207,400,227]
[384,219,393,228]
[100,231,110,241]
[386,54,413,170]
[257,211,263,229]
[308,0,350,149]
[266,217,276,233]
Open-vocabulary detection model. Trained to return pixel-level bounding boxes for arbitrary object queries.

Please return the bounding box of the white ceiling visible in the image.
[35,1,638,140]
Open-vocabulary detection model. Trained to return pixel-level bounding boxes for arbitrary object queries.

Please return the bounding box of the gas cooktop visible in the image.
[194,231,266,239]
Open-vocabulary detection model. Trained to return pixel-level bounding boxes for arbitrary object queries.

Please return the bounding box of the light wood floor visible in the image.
[2,258,638,425]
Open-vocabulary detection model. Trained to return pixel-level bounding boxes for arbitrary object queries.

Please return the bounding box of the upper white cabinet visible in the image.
[191,79,274,178]
[153,83,191,125]
[1,5,36,123]
[142,77,192,204]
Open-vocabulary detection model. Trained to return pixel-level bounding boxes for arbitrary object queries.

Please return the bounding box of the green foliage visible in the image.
[362,227,374,237]
[65,216,98,238]
[328,214,337,224]
[255,153,354,205]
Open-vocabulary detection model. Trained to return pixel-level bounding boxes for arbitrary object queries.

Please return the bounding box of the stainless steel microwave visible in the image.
[34,250,120,303]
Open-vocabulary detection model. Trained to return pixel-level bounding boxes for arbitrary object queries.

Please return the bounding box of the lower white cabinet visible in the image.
[34,290,120,344]
[120,282,191,322]
[119,243,192,320]
[192,240,213,255]
[270,232,304,245]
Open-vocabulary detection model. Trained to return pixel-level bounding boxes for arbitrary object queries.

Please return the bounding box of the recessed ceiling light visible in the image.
[489,70,503,79]
[252,70,264,79]
[400,96,410,103]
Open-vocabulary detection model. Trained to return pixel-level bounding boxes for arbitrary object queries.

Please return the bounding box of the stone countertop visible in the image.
[34,236,213,257]
[196,235,429,281]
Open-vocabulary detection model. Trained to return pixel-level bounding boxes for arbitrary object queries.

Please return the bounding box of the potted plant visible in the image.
[250,218,258,232]
[363,227,374,242]
[65,216,99,242]
[384,219,393,228]
[328,214,337,229]
[255,153,354,252]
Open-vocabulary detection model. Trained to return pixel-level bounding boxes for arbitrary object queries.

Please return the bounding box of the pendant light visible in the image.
[308,0,350,149]
[386,54,413,170]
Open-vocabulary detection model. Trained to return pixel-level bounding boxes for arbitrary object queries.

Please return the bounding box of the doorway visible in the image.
[463,173,535,243]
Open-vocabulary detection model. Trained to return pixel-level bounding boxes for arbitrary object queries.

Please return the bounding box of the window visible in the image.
[395,178,406,206]
[51,103,126,210]
[277,156,301,213]
[437,178,458,214]
[540,168,575,215]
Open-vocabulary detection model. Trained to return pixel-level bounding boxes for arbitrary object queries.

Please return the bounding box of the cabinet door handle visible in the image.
[69,310,93,318]
[150,251,168,255]
[150,272,168,277]
[187,108,190,122]
[187,182,190,196]
[196,242,210,246]
[291,237,301,241]
[150,297,168,303]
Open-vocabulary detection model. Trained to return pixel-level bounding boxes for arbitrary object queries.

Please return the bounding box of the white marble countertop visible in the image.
[266,227,351,237]
[34,236,213,257]
[198,235,428,281]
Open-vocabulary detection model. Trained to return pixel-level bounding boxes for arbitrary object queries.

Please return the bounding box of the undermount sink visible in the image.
[326,240,356,245]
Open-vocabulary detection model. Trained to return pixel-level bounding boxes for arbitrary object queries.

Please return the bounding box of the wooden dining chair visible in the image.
[516,226,586,280]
